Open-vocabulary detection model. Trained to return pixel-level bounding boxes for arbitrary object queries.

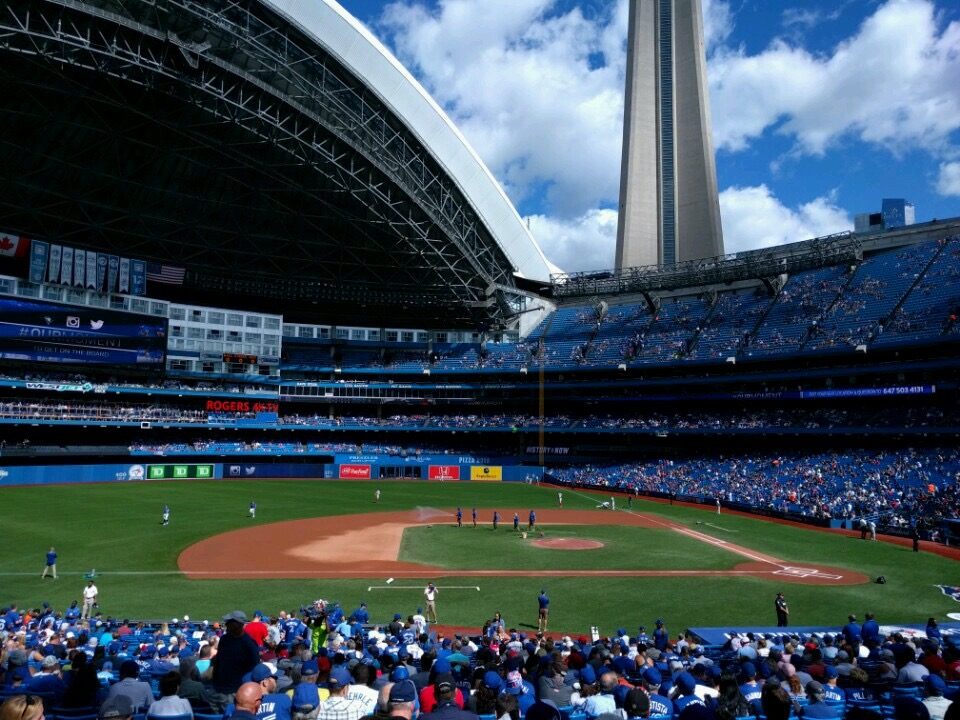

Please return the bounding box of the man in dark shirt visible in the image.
[210,610,261,713]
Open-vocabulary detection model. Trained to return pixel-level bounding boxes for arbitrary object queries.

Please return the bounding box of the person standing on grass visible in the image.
[375,489,381,504]
[42,546,58,579]
[537,590,549,633]
[472,508,477,528]
[557,492,563,508]
[775,592,789,627]
[513,513,520,531]
[249,500,256,519]
[424,583,439,624]
[492,511,499,530]
[81,579,98,620]
[456,508,463,527]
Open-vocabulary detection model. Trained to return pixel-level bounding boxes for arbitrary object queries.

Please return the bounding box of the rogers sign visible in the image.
[205,399,279,413]
[339,464,371,479]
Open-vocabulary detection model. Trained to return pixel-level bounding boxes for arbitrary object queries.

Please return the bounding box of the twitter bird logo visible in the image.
[90,320,105,329]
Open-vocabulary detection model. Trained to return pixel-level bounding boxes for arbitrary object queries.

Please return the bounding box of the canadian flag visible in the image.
[0,233,29,257]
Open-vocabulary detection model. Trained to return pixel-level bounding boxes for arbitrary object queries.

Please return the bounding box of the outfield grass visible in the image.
[0,479,956,634]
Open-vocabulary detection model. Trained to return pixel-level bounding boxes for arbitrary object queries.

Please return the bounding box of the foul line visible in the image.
[704,523,737,533]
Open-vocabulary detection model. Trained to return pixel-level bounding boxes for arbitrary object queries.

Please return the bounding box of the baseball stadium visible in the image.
[0,0,959,717]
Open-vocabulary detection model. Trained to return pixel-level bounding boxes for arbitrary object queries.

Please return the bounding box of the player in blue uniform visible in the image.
[249,500,256,518]
[162,505,170,526]
[493,511,499,530]
[529,510,536,529]
[472,508,477,528]
[42,547,58,579]
[456,508,463,527]
[513,513,520,531]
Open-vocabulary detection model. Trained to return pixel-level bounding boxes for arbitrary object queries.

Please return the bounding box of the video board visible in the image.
[0,298,167,366]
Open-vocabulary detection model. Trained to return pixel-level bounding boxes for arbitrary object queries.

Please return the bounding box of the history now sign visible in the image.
[339,464,371,479]
[428,465,460,480]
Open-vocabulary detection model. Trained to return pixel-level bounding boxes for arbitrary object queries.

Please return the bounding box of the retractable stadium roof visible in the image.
[0,0,553,328]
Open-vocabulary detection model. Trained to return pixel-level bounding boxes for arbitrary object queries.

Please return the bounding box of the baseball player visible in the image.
[513,513,520,531]
[162,504,170,526]
[456,508,463,527]
[493,511,499,530]
[375,489,381,504]
[249,500,256,518]
[528,510,536,530]
[472,508,477,528]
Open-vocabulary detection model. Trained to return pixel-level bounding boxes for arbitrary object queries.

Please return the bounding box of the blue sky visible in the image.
[335,0,960,272]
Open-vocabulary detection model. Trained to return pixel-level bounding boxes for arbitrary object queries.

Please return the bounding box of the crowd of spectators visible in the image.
[1,402,958,433]
[1,600,958,720]
[548,448,960,532]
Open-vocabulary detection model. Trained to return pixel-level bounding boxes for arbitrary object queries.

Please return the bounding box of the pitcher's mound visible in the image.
[532,538,604,550]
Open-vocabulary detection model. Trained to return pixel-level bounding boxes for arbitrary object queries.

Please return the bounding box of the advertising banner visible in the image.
[339,464,371,479]
[428,465,461,480]
[470,465,502,481]
[60,246,73,285]
[147,464,214,480]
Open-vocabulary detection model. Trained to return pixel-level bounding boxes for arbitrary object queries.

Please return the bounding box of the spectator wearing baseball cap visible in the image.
[385,680,418,719]
[501,671,536,716]
[803,681,840,719]
[418,672,479,720]
[820,665,843,704]
[317,667,365,720]
[624,688,651,719]
[579,669,618,717]
[921,675,951,720]
[671,672,705,713]
[419,668,465,715]
[99,694,135,720]
[208,611,261,713]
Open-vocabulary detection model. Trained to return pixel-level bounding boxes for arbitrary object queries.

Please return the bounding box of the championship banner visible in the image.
[339,464,371,479]
[130,259,146,296]
[29,241,48,284]
[107,255,119,293]
[118,257,130,293]
[96,254,108,291]
[48,244,61,283]
[73,249,85,287]
[428,465,461,481]
[60,246,73,285]
[470,465,502,481]
[86,251,98,289]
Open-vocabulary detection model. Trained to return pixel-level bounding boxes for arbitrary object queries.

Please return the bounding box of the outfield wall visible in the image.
[0,457,544,485]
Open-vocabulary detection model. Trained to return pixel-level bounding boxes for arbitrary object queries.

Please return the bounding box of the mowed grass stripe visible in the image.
[398,524,740,570]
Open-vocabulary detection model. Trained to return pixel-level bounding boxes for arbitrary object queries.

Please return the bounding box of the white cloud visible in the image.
[380,0,625,217]
[719,185,852,253]
[710,0,960,156]
[368,0,956,272]
[526,208,619,273]
[936,162,960,196]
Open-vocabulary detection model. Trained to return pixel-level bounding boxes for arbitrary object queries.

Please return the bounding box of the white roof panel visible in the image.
[262,0,554,281]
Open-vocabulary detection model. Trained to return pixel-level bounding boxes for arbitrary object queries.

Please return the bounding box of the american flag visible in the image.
[146,262,186,285]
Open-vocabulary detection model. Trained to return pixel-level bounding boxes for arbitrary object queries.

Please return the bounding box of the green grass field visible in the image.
[0,479,956,634]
